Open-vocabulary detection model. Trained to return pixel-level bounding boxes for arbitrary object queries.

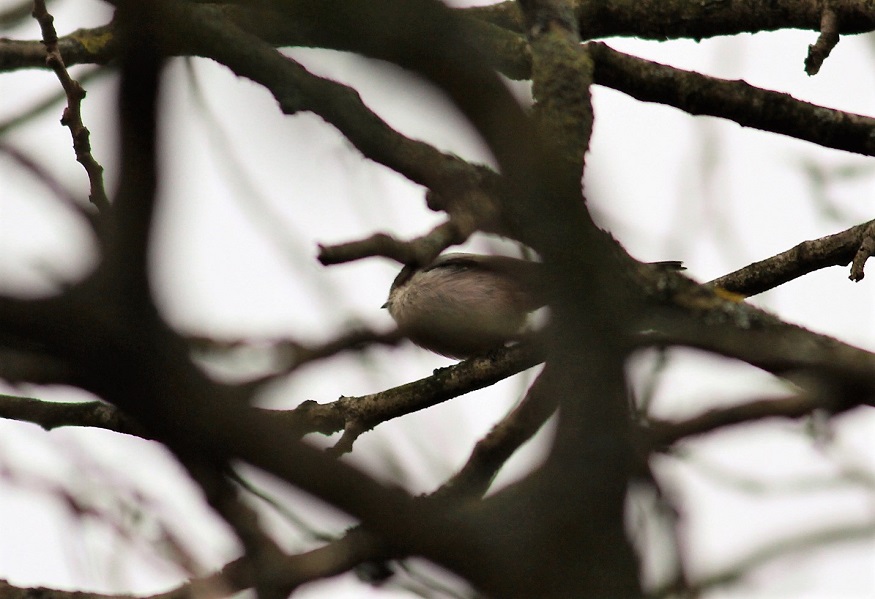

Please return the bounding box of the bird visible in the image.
[382,253,547,358]
[383,253,684,359]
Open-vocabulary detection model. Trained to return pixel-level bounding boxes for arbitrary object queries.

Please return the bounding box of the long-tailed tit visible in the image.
[383,253,684,358]
[383,253,547,358]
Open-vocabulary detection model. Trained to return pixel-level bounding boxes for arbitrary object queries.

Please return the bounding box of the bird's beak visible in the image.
[381,302,389,309]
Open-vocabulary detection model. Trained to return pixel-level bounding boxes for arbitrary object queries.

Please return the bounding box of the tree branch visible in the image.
[160,3,509,236]
[645,393,851,449]
[805,3,841,75]
[708,218,875,296]
[307,342,545,452]
[0,393,142,434]
[317,220,469,267]
[31,0,109,212]
[465,0,875,41]
[589,42,875,157]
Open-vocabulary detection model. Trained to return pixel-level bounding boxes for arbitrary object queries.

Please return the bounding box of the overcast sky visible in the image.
[1,1,874,597]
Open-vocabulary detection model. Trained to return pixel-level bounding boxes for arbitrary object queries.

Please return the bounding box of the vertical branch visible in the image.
[512,0,642,596]
[521,0,594,162]
[109,0,164,304]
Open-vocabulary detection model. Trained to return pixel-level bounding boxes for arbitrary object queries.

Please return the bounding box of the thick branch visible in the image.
[5,2,875,77]
[464,0,875,41]
[157,3,509,235]
[0,394,142,434]
[0,23,117,72]
[639,312,875,409]
[590,42,875,157]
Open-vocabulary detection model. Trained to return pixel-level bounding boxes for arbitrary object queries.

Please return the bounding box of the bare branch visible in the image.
[31,0,109,212]
[435,363,555,498]
[0,22,116,71]
[0,341,542,456]
[645,393,840,449]
[849,220,875,281]
[638,308,875,408]
[159,3,508,235]
[465,0,875,41]
[590,42,875,157]
[318,220,470,267]
[805,3,841,75]
[278,328,401,369]
[708,219,875,296]
[319,341,545,454]
[0,393,143,434]
[188,327,402,379]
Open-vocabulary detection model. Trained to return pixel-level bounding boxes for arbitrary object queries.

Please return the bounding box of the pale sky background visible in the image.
[1,0,874,597]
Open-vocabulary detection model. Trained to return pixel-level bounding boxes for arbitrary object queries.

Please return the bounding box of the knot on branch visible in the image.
[849,222,875,281]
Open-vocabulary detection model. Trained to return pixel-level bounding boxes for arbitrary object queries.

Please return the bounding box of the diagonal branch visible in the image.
[708,218,875,296]
[161,3,508,235]
[31,0,109,212]
[639,306,875,409]
[324,342,544,455]
[805,2,841,75]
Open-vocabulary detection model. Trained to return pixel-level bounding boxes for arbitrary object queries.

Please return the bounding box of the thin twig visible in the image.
[317,220,469,267]
[707,219,875,296]
[0,143,100,234]
[849,221,875,281]
[31,0,109,212]
[805,3,840,75]
[188,327,403,382]
[645,393,833,449]
[649,519,875,598]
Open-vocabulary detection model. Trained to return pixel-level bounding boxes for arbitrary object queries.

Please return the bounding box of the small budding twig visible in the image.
[32,0,109,213]
[849,221,875,281]
[317,219,468,266]
[805,3,840,76]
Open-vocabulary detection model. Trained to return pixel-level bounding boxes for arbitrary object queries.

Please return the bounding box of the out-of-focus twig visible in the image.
[0,143,100,233]
[0,66,108,135]
[644,393,844,450]
[649,519,875,598]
